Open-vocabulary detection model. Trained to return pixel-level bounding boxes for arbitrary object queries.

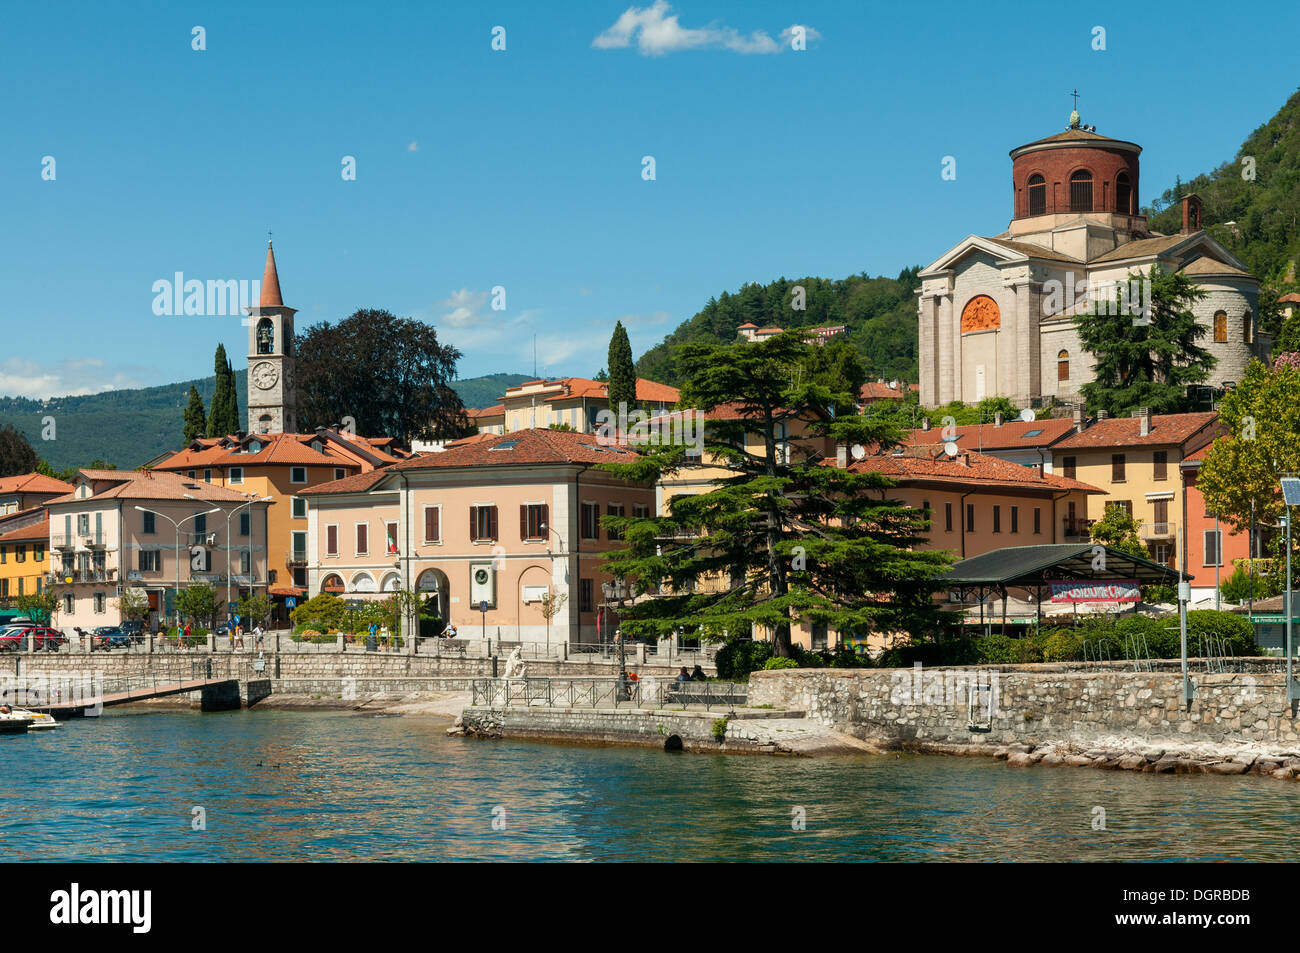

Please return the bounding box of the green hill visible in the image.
[635,270,922,387]
[0,372,530,471]
[1143,87,1300,326]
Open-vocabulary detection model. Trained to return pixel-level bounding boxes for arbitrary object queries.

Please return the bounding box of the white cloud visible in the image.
[407,141,419,152]
[592,1,816,56]
[0,357,146,400]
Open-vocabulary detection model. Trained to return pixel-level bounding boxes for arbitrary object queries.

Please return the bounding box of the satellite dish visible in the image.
[1019,409,1036,423]
[850,444,866,460]
[943,442,959,457]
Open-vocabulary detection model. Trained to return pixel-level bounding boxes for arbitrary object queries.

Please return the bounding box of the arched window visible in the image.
[257,414,273,434]
[255,318,274,354]
[1069,170,1093,212]
[1213,311,1228,343]
[1244,310,1254,345]
[1027,174,1046,216]
[1115,171,1131,214]
[1057,350,1070,381]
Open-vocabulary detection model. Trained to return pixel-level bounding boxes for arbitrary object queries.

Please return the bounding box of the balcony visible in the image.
[52,535,76,550]
[286,551,308,569]
[1140,520,1177,541]
[1061,518,1093,542]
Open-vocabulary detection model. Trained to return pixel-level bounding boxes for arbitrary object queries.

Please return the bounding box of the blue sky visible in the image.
[3,0,1297,400]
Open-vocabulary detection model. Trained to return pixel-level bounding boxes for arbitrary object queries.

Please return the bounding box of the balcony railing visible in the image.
[286,551,308,568]
[1140,520,1177,541]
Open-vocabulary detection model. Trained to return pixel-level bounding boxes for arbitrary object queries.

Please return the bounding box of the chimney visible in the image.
[836,444,848,469]
[1181,193,1202,234]
[1097,409,1110,420]
[1072,405,1086,433]
[1136,406,1151,436]
[921,418,931,432]
[994,412,1004,427]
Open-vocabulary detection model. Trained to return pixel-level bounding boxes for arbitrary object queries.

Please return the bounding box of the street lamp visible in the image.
[541,521,566,653]
[602,577,630,700]
[1279,477,1300,708]
[134,500,222,637]
[220,495,273,625]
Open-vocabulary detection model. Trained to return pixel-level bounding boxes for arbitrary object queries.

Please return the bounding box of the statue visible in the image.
[503,645,527,679]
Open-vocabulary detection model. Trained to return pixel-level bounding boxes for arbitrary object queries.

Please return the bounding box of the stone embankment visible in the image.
[749,664,1300,779]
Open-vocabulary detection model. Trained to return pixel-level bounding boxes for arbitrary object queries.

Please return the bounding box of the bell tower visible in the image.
[245,241,298,434]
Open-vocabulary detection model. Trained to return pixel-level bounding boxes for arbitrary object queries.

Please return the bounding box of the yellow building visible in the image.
[1051,409,1219,568]
[0,517,51,605]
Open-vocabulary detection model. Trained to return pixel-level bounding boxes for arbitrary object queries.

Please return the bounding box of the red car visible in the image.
[0,626,66,652]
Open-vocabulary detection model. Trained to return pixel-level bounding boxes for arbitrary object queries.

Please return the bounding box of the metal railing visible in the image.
[470,676,746,710]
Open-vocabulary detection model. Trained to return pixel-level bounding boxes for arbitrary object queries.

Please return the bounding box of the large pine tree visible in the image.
[599,331,952,658]
[1077,266,1216,416]
[607,321,637,412]
[182,385,207,444]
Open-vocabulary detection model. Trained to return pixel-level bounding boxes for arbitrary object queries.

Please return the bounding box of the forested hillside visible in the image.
[635,269,922,387]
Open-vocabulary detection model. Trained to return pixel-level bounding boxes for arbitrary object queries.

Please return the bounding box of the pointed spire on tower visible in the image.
[260,239,283,308]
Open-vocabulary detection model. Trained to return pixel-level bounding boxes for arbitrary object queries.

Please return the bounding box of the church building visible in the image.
[917,109,1269,408]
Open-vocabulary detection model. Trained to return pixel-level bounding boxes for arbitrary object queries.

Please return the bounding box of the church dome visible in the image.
[1009,118,1142,221]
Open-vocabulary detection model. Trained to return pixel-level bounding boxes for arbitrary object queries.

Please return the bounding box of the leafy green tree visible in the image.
[296,309,469,444]
[1078,266,1215,416]
[600,331,952,658]
[1089,504,1148,558]
[607,321,637,412]
[290,592,350,632]
[235,593,272,628]
[176,583,218,627]
[15,589,59,624]
[183,385,208,444]
[0,424,39,478]
[114,587,150,622]
[35,460,75,482]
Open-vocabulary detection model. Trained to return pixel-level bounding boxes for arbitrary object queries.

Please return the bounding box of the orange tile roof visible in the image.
[1053,412,1219,450]
[0,517,49,542]
[0,473,74,496]
[468,404,506,419]
[49,470,269,504]
[905,417,1076,451]
[305,429,645,494]
[860,382,918,401]
[1279,293,1300,304]
[156,432,386,470]
[850,447,1101,493]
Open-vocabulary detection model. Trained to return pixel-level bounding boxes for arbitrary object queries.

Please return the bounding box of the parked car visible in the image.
[0,626,67,652]
[92,626,132,649]
[120,619,145,642]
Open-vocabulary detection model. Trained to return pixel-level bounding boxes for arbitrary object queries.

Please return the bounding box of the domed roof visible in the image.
[1010,125,1141,159]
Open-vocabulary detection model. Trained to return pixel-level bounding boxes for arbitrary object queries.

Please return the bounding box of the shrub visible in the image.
[1041,629,1083,662]
[290,593,350,634]
[1220,564,1280,603]
[763,656,800,670]
[715,639,773,680]
[1186,609,1256,656]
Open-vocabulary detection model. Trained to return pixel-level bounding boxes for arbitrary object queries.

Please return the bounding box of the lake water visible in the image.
[3,709,1297,862]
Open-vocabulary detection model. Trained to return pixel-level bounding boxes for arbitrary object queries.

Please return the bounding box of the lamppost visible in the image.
[1280,477,1300,710]
[222,495,273,624]
[134,500,222,636]
[541,521,566,653]
[602,577,630,700]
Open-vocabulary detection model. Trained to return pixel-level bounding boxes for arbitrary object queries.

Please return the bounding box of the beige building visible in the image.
[45,469,270,630]
[918,111,1269,408]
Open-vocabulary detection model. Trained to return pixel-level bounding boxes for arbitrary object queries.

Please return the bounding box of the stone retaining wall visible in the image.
[748,665,1300,751]
[459,706,744,752]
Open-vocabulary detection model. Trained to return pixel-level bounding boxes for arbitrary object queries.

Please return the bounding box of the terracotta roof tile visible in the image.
[849,447,1101,493]
[1178,255,1251,278]
[0,473,74,495]
[860,382,918,401]
[468,404,506,419]
[50,470,269,504]
[905,417,1076,451]
[0,517,49,542]
[1092,233,1189,262]
[1053,412,1219,450]
[982,236,1083,264]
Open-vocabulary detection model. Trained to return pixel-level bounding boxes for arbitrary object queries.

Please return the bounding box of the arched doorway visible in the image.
[416,568,450,623]
[380,572,401,593]
[350,572,377,594]
[321,573,345,596]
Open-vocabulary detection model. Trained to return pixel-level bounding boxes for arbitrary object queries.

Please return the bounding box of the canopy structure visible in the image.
[941,544,1189,634]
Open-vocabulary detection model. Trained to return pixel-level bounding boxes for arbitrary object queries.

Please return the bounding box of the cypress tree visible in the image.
[606,321,637,412]
[183,385,207,444]
[207,344,241,436]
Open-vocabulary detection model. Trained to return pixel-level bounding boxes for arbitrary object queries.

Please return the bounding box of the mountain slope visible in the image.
[0,372,530,471]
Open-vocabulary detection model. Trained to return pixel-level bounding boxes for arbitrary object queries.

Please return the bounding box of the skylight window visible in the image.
[1022,429,1044,438]
[489,441,520,451]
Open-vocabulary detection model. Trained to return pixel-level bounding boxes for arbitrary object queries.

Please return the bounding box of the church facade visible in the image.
[917,112,1269,408]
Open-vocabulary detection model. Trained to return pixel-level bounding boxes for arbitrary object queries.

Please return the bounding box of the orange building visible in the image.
[1180,441,1251,600]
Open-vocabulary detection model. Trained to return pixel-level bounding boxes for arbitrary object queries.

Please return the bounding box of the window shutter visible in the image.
[357,524,367,553]
[520,505,528,540]
[326,525,337,555]
[425,507,438,542]
[489,506,498,541]
[469,507,479,542]
[540,505,548,539]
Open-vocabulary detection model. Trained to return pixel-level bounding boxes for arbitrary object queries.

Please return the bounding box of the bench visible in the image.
[663,682,747,707]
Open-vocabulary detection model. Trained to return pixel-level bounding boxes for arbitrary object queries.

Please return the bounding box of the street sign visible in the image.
[1283,478,1300,506]
[479,601,489,612]
[285,597,297,608]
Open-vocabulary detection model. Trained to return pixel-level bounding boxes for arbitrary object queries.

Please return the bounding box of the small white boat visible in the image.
[10,709,60,730]
[0,711,34,734]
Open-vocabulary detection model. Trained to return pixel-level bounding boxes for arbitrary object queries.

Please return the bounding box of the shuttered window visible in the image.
[521,504,548,541]
[470,506,498,542]
[424,507,440,543]
[326,525,338,556]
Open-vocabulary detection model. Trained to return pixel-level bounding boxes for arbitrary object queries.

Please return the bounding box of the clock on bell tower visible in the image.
[245,240,298,434]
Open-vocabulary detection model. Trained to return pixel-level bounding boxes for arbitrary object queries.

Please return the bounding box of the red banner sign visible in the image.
[1049,579,1141,603]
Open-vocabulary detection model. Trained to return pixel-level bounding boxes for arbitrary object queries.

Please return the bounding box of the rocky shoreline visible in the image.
[909,739,1300,779]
